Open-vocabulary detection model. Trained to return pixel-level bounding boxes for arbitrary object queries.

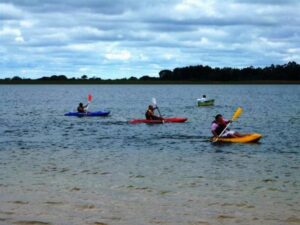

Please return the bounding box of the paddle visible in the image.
[213,107,243,142]
[152,97,164,122]
[86,94,92,112]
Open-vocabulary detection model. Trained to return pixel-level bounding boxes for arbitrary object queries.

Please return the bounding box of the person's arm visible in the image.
[223,119,231,124]
[211,123,218,137]
[211,130,218,137]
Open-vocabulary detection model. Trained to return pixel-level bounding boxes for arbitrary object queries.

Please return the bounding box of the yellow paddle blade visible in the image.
[232,107,243,121]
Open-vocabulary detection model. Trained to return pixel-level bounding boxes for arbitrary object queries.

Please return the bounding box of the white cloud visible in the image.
[174,0,217,17]
[0,3,23,20]
[284,48,300,62]
[20,20,34,28]
[138,53,148,61]
[0,27,21,36]
[162,53,175,60]
[104,50,132,61]
[15,36,24,43]
[66,43,97,51]
[79,67,89,72]
[0,26,25,44]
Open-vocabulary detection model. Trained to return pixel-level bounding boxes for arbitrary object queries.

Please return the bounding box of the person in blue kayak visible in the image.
[211,114,243,138]
[77,102,88,113]
[145,105,162,120]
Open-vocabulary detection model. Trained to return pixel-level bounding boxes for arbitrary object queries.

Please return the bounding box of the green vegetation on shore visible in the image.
[1,62,299,84]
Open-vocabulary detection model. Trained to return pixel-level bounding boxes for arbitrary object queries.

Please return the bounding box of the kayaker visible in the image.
[77,102,88,113]
[211,114,243,138]
[197,95,207,102]
[145,105,162,120]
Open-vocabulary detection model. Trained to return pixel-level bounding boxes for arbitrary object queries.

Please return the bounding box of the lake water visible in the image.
[0,85,299,225]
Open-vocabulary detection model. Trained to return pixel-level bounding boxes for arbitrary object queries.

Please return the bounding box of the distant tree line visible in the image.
[159,61,300,81]
[1,62,299,84]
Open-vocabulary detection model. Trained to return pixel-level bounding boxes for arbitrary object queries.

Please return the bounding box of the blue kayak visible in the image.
[64,111,110,117]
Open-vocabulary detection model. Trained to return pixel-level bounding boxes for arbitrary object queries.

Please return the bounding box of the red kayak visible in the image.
[129,117,188,124]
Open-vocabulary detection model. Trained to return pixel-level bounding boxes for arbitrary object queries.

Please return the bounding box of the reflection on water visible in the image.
[0,85,299,225]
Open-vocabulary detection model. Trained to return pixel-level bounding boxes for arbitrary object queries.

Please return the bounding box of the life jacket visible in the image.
[77,106,85,113]
[145,109,153,120]
[212,120,228,135]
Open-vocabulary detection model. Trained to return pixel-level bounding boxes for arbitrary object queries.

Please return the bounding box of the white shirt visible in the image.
[197,97,207,102]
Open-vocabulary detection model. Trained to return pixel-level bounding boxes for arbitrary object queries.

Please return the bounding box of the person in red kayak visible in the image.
[77,102,88,113]
[145,105,163,120]
[211,114,243,138]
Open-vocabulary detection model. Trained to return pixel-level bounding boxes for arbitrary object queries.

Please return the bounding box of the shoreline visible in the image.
[0,80,299,85]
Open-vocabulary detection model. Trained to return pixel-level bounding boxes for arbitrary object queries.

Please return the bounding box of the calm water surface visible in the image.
[0,85,299,225]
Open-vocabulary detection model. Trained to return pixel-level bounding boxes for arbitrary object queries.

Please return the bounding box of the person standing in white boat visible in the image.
[197,95,207,102]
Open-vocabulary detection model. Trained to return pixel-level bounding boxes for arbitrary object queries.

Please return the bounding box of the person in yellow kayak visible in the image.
[77,102,88,113]
[145,105,163,120]
[211,114,244,138]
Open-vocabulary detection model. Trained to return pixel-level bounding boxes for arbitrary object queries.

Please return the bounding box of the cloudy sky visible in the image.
[1,0,300,78]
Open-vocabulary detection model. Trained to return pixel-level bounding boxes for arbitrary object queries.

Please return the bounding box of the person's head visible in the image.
[215,114,223,122]
[79,103,83,107]
[203,95,206,98]
[148,105,154,110]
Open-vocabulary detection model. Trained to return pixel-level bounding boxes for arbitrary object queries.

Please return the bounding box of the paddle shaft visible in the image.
[152,98,163,121]
[217,121,231,138]
[155,106,163,118]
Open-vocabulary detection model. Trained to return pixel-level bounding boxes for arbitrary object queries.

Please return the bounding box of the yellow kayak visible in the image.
[211,133,262,143]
